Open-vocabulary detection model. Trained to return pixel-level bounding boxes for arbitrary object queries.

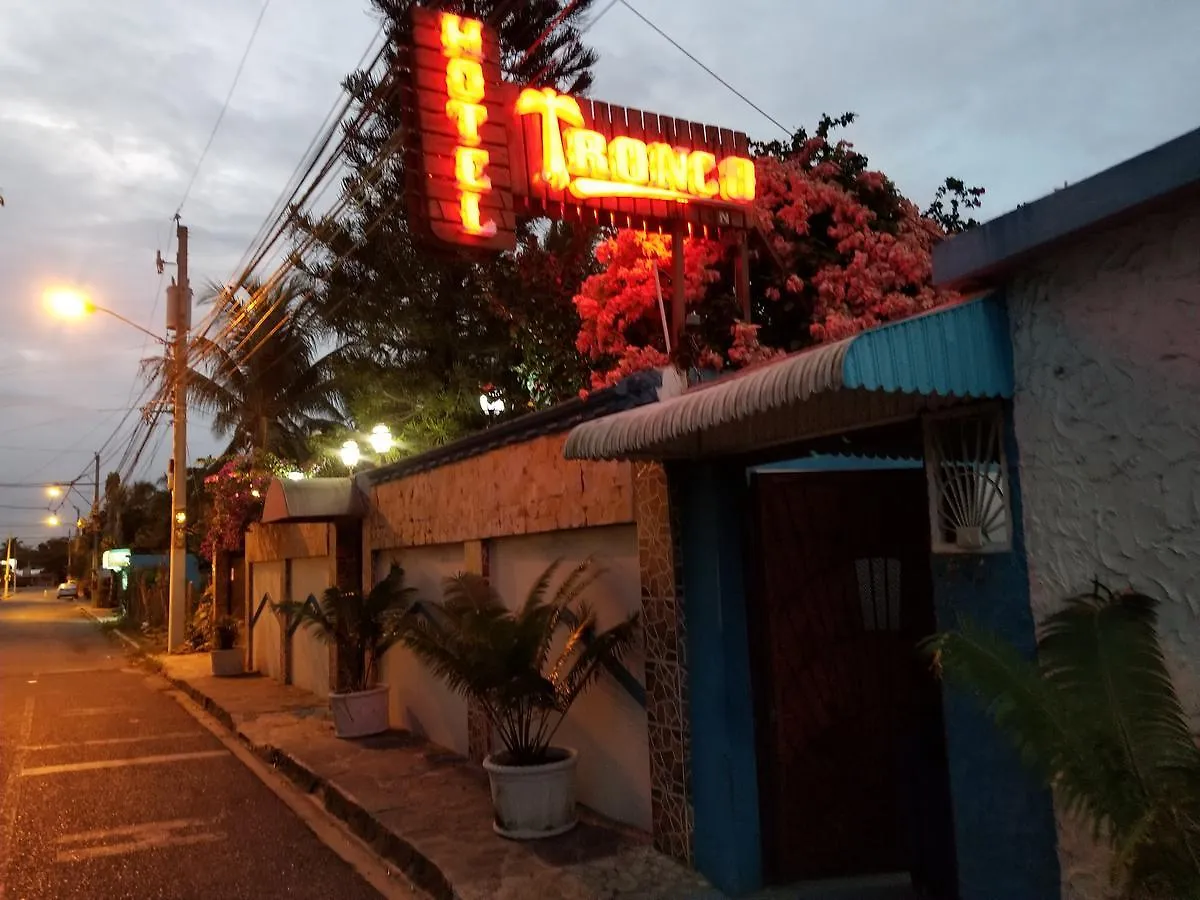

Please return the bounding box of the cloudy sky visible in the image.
[1,0,1198,544]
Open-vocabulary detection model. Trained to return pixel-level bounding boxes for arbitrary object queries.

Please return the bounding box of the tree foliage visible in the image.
[151,278,345,464]
[572,114,984,387]
[292,0,602,449]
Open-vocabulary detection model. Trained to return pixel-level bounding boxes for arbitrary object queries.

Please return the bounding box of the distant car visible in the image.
[56,581,78,600]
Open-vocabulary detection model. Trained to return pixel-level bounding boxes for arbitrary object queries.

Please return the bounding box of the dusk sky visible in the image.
[1,0,1198,543]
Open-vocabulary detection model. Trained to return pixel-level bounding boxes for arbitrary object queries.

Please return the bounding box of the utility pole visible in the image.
[91,451,100,597]
[3,536,12,599]
[167,220,191,651]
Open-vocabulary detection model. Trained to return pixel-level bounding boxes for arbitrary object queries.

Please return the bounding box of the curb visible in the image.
[77,605,143,652]
[152,666,456,900]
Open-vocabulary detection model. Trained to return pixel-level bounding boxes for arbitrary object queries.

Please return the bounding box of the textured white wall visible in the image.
[290,556,333,699]
[1008,198,1200,900]
[376,543,470,756]
[489,525,651,832]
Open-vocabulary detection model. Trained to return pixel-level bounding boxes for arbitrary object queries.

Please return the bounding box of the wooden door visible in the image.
[749,469,956,892]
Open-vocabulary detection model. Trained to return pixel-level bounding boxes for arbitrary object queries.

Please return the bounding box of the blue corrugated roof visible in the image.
[843,293,1013,398]
[564,295,1014,461]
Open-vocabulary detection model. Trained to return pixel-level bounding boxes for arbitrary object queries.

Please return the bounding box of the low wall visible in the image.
[377,543,471,756]
[366,432,654,832]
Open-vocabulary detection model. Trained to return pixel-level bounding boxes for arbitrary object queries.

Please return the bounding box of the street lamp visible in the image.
[44,287,167,345]
[340,440,361,469]
[367,424,394,455]
[46,485,62,498]
[46,514,60,527]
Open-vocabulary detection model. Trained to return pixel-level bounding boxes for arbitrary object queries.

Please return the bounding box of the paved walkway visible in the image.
[152,653,723,900]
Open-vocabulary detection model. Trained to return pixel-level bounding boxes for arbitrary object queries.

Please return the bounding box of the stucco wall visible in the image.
[489,525,651,831]
[250,560,284,680]
[376,543,470,756]
[290,555,333,699]
[1008,197,1200,899]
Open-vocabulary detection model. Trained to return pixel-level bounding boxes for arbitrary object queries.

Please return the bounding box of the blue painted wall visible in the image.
[930,404,1061,900]
[673,462,763,895]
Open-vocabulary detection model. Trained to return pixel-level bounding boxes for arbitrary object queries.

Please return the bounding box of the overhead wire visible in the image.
[614,0,790,137]
[175,0,274,217]
[184,32,391,378]
[224,0,602,379]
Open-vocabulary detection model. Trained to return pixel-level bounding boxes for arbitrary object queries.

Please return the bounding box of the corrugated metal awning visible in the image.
[563,295,1011,461]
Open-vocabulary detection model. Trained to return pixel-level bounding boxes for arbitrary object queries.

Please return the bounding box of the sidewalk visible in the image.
[152,654,723,900]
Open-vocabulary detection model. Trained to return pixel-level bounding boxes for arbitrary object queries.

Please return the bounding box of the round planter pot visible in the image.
[210,648,243,678]
[329,685,389,739]
[483,747,578,840]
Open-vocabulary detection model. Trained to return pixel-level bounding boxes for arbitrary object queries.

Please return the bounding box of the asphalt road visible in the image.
[0,589,385,900]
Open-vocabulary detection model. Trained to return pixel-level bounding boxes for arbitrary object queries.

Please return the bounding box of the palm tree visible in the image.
[402,558,640,766]
[923,584,1200,898]
[150,276,345,461]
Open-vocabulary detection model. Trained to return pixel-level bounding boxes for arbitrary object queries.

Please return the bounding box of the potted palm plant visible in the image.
[283,565,415,739]
[924,583,1200,899]
[210,615,243,677]
[402,558,639,839]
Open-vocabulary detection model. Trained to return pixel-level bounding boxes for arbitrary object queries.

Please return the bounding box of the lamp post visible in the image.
[44,226,191,651]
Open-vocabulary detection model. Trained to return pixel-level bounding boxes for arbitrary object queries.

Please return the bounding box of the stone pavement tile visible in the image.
[153,652,728,900]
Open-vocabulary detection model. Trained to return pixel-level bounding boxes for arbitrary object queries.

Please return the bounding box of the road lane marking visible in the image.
[60,706,137,717]
[54,818,224,863]
[20,749,228,777]
[21,731,203,751]
[167,688,429,899]
[0,697,35,884]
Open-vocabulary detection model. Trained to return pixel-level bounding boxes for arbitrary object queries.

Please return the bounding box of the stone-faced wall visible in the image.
[1007,196,1200,899]
[366,433,634,548]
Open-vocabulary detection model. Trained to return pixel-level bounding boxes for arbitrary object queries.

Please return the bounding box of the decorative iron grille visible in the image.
[923,404,1012,554]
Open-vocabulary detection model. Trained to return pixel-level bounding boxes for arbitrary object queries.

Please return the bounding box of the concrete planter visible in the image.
[483,747,578,839]
[210,648,243,678]
[330,684,389,739]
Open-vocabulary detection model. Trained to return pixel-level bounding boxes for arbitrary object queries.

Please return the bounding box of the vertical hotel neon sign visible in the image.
[441,14,495,238]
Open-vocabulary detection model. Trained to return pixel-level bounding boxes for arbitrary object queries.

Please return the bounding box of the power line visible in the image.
[175,0,274,217]
[615,0,790,137]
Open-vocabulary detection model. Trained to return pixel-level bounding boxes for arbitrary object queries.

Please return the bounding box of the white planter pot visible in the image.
[329,684,389,739]
[483,747,578,839]
[210,648,243,678]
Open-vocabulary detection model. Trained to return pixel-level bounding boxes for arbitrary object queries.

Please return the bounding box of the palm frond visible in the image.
[926,584,1200,897]
[401,559,640,765]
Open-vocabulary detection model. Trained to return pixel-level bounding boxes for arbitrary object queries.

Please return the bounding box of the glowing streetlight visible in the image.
[367,424,394,455]
[340,440,361,469]
[46,514,60,527]
[46,485,62,498]
[45,287,92,319]
[43,286,166,345]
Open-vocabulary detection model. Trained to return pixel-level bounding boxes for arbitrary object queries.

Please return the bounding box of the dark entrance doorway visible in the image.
[747,468,958,896]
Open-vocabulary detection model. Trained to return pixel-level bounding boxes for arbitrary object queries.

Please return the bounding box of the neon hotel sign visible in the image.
[402,7,756,251]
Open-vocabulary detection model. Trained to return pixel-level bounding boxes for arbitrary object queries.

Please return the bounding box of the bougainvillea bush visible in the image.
[572,114,983,389]
[199,453,276,560]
